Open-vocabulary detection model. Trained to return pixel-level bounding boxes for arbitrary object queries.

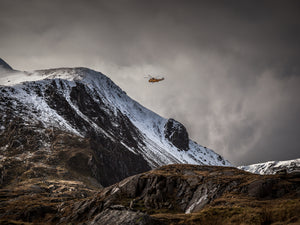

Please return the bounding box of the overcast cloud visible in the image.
[1,0,300,165]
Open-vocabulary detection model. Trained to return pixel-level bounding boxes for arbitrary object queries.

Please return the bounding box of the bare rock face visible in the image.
[88,206,162,225]
[164,118,189,151]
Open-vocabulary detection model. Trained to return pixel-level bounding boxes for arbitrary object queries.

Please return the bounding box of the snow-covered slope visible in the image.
[0,62,231,168]
[238,158,300,175]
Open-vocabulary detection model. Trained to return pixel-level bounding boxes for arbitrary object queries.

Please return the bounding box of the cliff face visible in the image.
[164,118,189,151]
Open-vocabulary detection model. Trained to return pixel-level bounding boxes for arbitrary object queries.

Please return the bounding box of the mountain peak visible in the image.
[0,64,232,169]
[0,58,13,70]
[34,67,96,81]
[0,66,113,88]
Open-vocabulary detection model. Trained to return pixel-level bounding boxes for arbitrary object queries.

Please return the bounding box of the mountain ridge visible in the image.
[0,63,231,169]
[239,158,300,175]
[0,59,231,192]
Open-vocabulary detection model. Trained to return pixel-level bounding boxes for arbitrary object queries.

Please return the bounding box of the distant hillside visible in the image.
[238,158,300,175]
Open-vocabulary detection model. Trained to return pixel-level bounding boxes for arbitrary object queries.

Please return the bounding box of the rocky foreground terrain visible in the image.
[1,164,299,224]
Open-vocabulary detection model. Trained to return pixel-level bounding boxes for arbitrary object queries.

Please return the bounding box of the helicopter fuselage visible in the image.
[148,77,164,83]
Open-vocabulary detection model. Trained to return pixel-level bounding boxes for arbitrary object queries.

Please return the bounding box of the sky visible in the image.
[0,0,300,166]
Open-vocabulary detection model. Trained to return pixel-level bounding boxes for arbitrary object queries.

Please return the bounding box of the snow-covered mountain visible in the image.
[0,59,231,186]
[0,59,230,167]
[238,158,300,175]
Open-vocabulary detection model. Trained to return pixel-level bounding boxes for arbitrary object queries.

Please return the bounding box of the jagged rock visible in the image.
[164,118,189,150]
[89,207,161,225]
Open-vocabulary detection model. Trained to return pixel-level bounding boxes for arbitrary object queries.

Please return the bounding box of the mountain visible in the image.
[1,59,299,224]
[0,59,231,187]
[238,158,300,175]
[2,164,299,224]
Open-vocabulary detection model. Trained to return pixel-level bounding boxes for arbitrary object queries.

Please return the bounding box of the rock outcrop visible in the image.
[65,205,162,225]
[58,165,300,225]
[0,58,13,70]
[164,118,189,151]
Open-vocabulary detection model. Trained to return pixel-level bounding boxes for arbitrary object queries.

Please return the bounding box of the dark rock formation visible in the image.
[164,118,189,150]
[0,58,13,70]
[88,132,151,187]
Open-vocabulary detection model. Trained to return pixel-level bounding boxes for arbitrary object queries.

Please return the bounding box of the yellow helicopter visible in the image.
[145,75,165,83]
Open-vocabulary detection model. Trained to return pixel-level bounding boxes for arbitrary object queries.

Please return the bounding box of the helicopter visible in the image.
[145,75,165,83]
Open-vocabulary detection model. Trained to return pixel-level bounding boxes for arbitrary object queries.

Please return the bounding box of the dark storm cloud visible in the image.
[1,0,300,165]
